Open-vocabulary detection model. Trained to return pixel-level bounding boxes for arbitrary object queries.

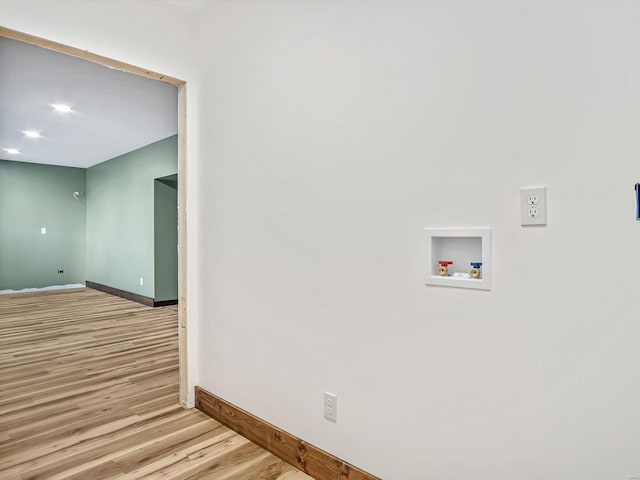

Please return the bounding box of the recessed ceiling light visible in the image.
[3,148,20,155]
[23,130,42,138]
[52,104,72,113]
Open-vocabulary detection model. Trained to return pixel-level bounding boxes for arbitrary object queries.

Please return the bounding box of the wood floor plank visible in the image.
[0,288,311,480]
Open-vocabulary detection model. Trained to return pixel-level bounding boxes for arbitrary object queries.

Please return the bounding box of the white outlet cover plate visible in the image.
[324,392,337,422]
[520,186,547,226]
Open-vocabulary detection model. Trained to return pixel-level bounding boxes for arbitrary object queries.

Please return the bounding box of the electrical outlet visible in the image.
[521,186,547,226]
[324,392,337,422]
[139,277,144,286]
[526,194,539,205]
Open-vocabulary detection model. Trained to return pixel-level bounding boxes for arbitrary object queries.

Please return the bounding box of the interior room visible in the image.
[0,35,179,305]
[2,1,640,479]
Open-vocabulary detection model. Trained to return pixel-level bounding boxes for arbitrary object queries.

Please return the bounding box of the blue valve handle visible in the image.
[470,262,483,268]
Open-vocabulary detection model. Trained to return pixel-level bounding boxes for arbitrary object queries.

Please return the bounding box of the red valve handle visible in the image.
[438,261,453,266]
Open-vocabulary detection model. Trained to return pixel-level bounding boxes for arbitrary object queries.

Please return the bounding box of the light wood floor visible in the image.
[0,288,311,480]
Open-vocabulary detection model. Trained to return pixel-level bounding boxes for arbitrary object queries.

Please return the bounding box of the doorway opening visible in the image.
[0,26,189,407]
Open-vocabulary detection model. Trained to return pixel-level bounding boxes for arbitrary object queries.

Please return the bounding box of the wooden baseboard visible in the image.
[153,299,179,307]
[86,281,176,308]
[195,386,381,480]
[86,281,154,306]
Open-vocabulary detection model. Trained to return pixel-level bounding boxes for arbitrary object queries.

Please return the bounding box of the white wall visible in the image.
[0,0,201,406]
[194,1,640,479]
[6,1,640,478]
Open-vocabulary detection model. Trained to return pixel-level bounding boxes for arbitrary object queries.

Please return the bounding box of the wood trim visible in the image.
[0,26,184,86]
[177,83,189,407]
[86,281,154,307]
[86,281,177,308]
[154,299,178,307]
[195,387,381,480]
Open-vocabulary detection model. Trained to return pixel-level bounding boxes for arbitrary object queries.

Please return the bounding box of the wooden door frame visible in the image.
[0,26,190,407]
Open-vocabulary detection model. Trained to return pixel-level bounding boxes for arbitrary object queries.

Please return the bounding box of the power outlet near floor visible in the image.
[521,186,547,226]
[324,392,337,422]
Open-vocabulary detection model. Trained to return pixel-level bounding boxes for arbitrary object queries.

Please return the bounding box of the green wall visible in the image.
[0,160,86,290]
[86,135,177,299]
[154,175,178,301]
[0,136,177,299]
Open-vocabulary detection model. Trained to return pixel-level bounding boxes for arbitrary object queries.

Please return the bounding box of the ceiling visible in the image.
[0,36,178,169]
